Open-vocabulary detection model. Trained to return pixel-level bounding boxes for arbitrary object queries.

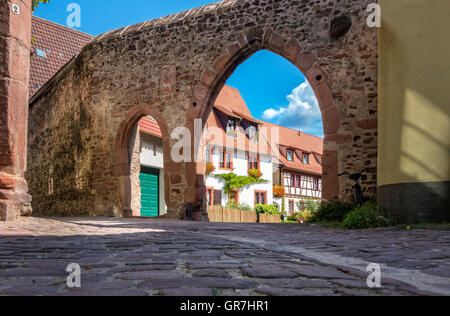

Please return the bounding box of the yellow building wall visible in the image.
[378,0,450,186]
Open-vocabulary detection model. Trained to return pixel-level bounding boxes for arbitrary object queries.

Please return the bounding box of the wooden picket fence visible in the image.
[207,206,280,224]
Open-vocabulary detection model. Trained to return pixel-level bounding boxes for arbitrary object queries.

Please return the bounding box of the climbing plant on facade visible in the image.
[213,173,267,199]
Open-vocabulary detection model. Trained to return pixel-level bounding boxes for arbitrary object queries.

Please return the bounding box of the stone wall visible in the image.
[28,0,378,218]
[129,125,141,216]
[0,0,32,220]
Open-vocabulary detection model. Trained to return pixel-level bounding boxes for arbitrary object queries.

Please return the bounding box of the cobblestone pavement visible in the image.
[0,217,449,296]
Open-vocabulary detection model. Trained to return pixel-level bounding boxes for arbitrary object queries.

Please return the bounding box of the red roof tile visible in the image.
[139,116,162,138]
[214,85,253,118]
[30,16,93,97]
[260,121,323,155]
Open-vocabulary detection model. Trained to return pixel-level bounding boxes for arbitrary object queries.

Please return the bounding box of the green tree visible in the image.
[32,0,50,12]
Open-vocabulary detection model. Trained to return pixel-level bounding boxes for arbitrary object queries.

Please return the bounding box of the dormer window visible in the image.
[248,125,258,143]
[303,154,310,165]
[226,119,237,137]
[287,150,294,161]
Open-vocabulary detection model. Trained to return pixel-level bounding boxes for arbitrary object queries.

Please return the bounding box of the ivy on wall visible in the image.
[213,173,268,196]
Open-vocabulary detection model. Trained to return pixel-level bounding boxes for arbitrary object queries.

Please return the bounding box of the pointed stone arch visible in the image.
[189,28,340,203]
[114,104,170,216]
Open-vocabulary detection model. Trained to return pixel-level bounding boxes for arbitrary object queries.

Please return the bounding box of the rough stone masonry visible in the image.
[0,0,33,221]
[27,0,378,219]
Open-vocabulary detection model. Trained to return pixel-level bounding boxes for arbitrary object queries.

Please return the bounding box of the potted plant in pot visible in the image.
[273,185,285,198]
[280,210,288,222]
[248,168,262,179]
[205,162,215,175]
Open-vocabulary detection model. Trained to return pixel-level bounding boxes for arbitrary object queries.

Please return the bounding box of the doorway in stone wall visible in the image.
[129,116,167,217]
[115,105,170,218]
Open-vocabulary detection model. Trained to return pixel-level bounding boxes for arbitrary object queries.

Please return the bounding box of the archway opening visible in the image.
[129,116,167,217]
[200,49,327,217]
[115,106,170,217]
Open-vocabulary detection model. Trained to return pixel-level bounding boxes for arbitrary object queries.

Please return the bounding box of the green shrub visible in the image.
[297,209,313,222]
[309,200,353,222]
[297,198,321,214]
[287,212,300,222]
[255,204,280,215]
[287,210,314,223]
[341,201,389,229]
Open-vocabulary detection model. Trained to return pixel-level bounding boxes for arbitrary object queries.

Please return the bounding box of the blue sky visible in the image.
[35,1,323,137]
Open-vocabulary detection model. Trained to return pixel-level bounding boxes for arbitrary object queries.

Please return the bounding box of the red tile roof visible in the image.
[30,16,93,97]
[139,116,163,138]
[260,121,323,155]
[214,85,253,118]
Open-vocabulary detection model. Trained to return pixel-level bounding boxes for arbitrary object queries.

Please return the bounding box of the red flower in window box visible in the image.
[205,162,215,175]
[273,185,286,198]
[248,168,262,179]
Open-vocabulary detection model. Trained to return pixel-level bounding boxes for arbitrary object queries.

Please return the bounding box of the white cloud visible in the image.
[261,108,279,120]
[262,81,324,137]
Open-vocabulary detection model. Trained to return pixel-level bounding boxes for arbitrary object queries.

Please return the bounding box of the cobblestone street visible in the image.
[0,217,449,296]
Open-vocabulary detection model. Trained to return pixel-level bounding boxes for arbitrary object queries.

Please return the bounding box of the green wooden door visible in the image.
[139,166,159,217]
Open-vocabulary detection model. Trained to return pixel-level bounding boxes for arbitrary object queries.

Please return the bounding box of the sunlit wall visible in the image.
[378,0,450,222]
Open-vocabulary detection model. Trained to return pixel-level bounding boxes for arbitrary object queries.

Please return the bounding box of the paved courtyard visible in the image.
[0,217,449,296]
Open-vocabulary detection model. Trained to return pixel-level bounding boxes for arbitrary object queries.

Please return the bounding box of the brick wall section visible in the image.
[0,0,32,220]
[28,0,378,218]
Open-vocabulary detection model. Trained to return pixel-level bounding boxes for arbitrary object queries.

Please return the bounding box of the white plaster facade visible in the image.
[205,147,273,208]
